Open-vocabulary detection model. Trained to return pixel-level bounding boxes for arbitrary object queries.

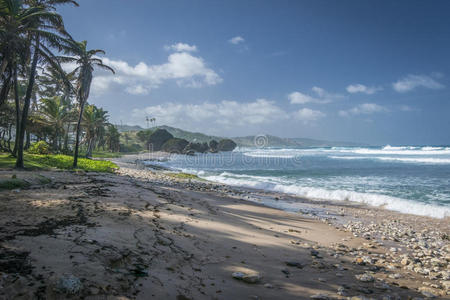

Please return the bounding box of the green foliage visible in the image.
[30,155,118,172]
[0,154,118,172]
[0,178,30,190]
[136,130,154,143]
[28,141,51,155]
[119,143,142,153]
[166,172,203,180]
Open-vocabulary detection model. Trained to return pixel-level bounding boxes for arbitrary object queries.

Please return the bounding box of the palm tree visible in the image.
[0,0,73,168]
[104,124,120,152]
[82,104,108,157]
[35,96,70,151]
[59,40,114,167]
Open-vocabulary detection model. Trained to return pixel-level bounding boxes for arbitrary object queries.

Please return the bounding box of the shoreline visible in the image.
[114,156,450,296]
[0,156,448,299]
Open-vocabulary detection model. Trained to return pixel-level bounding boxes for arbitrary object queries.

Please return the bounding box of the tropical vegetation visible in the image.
[0,0,120,169]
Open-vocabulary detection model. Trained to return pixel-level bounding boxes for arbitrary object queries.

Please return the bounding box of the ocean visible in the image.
[145,145,450,219]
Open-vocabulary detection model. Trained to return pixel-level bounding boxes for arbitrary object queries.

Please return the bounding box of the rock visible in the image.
[147,129,173,151]
[401,258,410,265]
[242,274,261,284]
[217,139,237,152]
[419,287,437,298]
[337,286,347,296]
[264,283,274,289]
[441,280,450,290]
[209,140,218,152]
[355,273,375,282]
[183,142,209,154]
[232,272,245,280]
[56,274,82,294]
[232,272,261,284]
[285,261,304,268]
[161,138,189,153]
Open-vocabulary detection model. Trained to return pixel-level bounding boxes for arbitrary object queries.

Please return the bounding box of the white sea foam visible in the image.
[200,172,450,219]
[329,156,450,164]
[331,145,450,155]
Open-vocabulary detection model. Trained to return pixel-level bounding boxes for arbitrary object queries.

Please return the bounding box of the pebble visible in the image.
[355,273,375,282]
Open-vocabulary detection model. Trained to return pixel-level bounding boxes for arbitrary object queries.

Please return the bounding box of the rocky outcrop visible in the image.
[183,142,209,154]
[161,138,189,153]
[147,129,173,151]
[209,140,218,153]
[147,131,237,154]
[217,139,237,152]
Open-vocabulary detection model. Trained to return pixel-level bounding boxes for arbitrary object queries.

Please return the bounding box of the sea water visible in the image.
[145,145,450,219]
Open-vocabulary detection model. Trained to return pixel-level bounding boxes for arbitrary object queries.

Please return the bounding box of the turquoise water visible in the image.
[148,146,450,218]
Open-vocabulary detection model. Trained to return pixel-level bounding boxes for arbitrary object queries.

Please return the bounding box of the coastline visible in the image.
[0,155,448,299]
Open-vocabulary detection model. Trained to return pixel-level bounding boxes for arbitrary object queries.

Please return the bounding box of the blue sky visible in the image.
[59,0,450,145]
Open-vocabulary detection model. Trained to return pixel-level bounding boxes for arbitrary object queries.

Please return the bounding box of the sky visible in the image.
[58,0,450,145]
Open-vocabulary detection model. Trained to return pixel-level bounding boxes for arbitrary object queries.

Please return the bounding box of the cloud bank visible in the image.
[392,74,444,93]
[346,84,382,95]
[90,46,221,96]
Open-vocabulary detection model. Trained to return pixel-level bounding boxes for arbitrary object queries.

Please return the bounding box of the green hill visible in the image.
[118,124,365,149]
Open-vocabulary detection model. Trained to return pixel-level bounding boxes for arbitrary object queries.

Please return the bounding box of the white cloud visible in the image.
[229,36,245,45]
[289,86,343,104]
[164,43,197,52]
[346,84,382,95]
[125,85,149,95]
[339,103,388,117]
[392,74,444,93]
[293,108,325,123]
[132,99,288,131]
[90,51,222,96]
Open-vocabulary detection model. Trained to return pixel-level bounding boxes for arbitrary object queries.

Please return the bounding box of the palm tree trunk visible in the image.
[0,71,12,108]
[25,132,30,150]
[73,98,85,168]
[12,67,20,157]
[16,36,39,169]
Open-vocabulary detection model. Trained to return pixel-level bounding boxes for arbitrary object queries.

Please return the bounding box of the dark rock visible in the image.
[183,142,209,153]
[161,138,189,153]
[209,140,218,152]
[147,129,173,151]
[217,139,237,152]
[285,261,304,268]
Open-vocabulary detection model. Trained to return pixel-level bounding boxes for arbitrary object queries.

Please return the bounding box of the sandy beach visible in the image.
[0,156,448,299]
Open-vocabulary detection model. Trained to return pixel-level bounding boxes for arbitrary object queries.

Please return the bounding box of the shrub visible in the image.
[28,141,50,155]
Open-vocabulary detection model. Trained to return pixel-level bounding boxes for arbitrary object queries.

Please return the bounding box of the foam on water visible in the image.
[329,156,450,164]
[153,145,450,219]
[201,172,450,219]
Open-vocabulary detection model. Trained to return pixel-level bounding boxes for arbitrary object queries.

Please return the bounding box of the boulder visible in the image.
[209,140,219,153]
[183,142,209,154]
[161,138,189,153]
[217,139,237,152]
[147,129,173,151]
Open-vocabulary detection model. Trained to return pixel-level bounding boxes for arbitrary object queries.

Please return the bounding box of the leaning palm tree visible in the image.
[59,40,114,167]
[0,0,73,168]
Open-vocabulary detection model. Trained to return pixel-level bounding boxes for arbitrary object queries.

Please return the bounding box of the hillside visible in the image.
[118,125,364,148]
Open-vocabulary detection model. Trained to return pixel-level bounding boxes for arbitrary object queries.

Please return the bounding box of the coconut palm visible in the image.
[82,104,109,158]
[34,96,70,151]
[58,40,114,167]
[0,0,73,168]
[104,124,120,152]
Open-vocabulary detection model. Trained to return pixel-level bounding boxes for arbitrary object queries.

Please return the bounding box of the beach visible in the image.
[0,156,449,299]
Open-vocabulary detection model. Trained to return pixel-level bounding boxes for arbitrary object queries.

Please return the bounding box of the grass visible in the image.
[0,178,30,190]
[166,172,204,181]
[0,153,118,173]
[93,151,122,158]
